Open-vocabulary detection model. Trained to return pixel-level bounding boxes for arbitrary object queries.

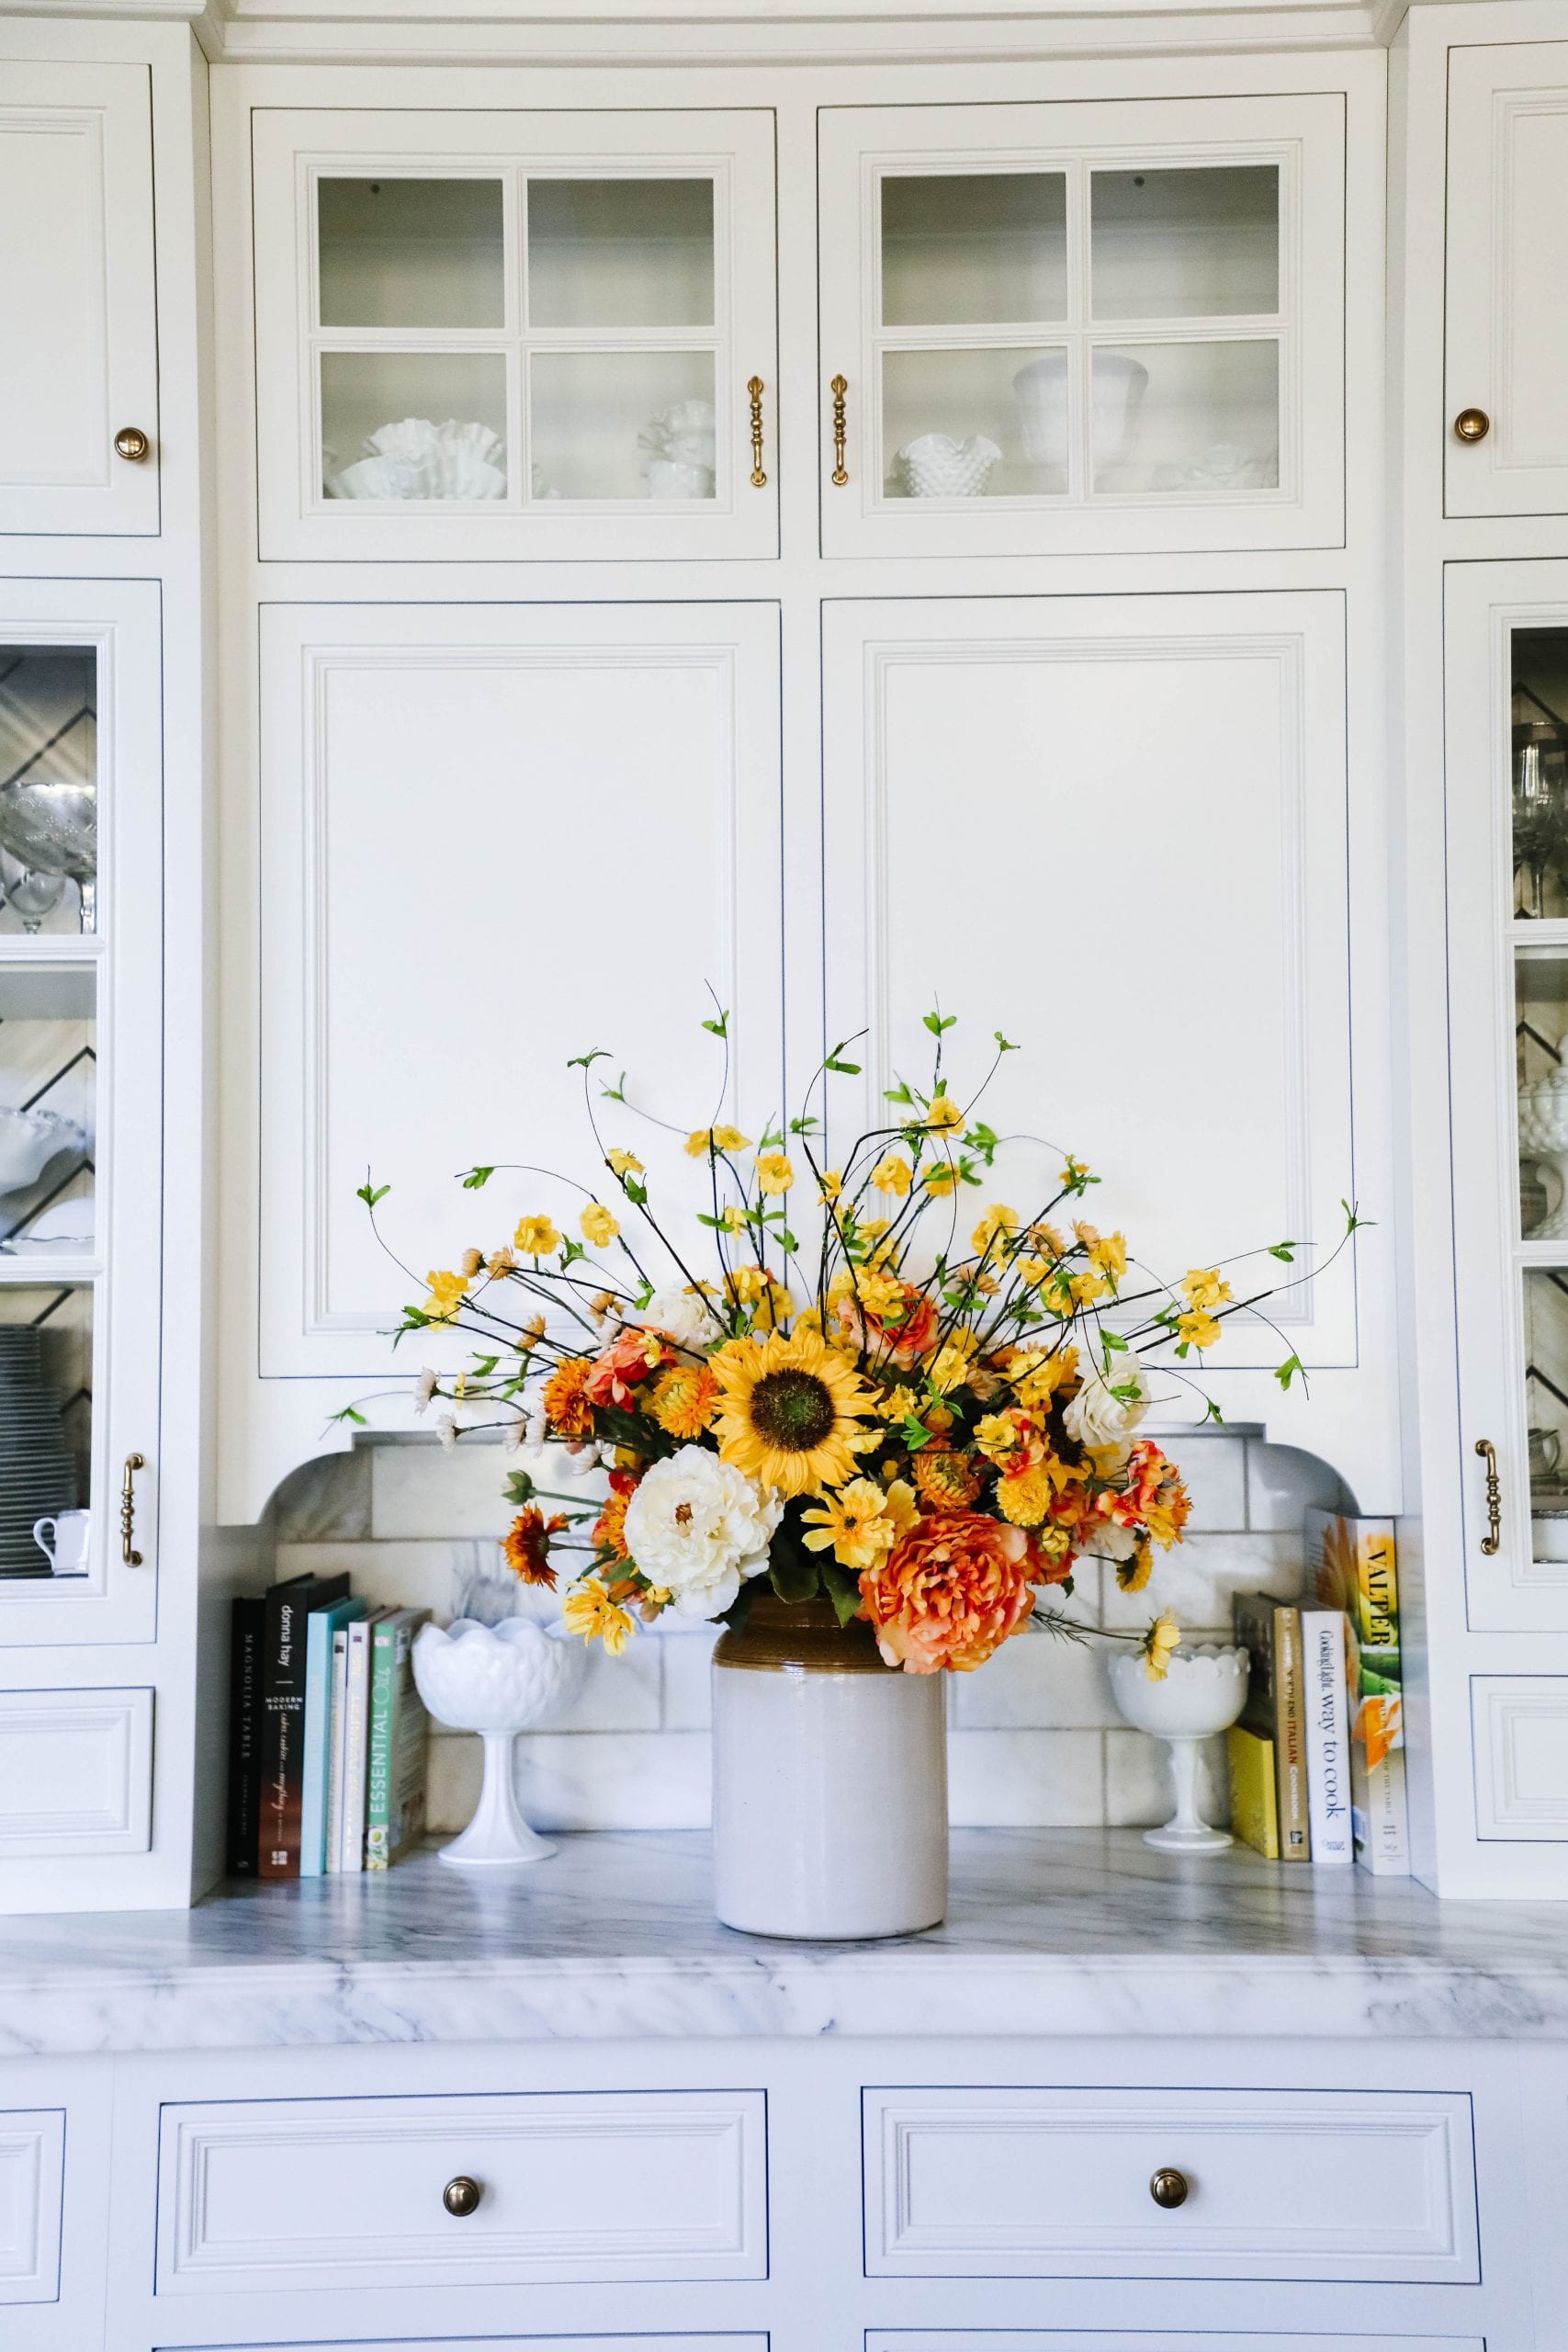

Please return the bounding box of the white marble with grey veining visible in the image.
[0,1829,1563,2057]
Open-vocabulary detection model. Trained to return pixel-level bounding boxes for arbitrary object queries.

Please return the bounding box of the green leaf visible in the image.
[884,1080,915,1107]
[355,1178,389,1208]
[1203,1397,1227,1426]
[1100,1329,1129,1358]
[1274,1352,1304,1390]
[567,1048,607,1070]
[471,1354,498,1377]
[825,1056,862,1075]
[769,1553,819,1604]
[702,1009,729,1037]
[788,1113,821,1135]
[326,1404,367,1426]
[1268,1240,1296,1261]
[902,1414,934,1452]
[994,1030,1020,1052]
[559,1238,586,1268]
[624,1177,648,1206]
[459,1165,493,1191]
[602,1071,627,1103]
[963,1120,999,1166]
[1341,1198,1374,1234]
[923,1011,957,1036]
[819,1564,863,1628]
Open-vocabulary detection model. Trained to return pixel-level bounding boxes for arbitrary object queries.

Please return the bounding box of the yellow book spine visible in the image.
[1228,1724,1280,1860]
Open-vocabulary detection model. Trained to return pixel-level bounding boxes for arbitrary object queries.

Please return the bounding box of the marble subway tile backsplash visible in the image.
[270,1430,1350,1835]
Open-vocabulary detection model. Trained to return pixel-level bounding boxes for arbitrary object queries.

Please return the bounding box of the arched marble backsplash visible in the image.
[263,1428,1357,1839]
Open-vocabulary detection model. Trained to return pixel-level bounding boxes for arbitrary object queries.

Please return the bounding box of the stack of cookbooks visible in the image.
[226,1571,430,1878]
[1225,1510,1408,1873]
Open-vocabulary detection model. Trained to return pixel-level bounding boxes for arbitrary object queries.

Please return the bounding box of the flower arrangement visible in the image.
[352,1009,1359,1687]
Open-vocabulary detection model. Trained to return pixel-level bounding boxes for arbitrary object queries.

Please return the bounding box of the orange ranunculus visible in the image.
[542,1356,595,1441]
[860,1510,1035,1674]
[583,1326,674,1410]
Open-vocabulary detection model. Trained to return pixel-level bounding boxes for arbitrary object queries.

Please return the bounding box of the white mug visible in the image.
[33,1509,90,1575]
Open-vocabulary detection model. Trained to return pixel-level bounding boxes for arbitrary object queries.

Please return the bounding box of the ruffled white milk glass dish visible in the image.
[1108,1643,1249,1853]
[412,1617,585,1868]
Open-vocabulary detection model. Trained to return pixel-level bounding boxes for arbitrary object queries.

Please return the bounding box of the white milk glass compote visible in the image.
[1108,1644,1250,1853]
[412,1617,586,1868]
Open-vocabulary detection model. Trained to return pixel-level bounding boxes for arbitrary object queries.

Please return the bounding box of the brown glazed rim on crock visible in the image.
[712,1590,891,1674]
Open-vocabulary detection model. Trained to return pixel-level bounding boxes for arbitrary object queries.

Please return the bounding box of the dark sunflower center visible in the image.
[750,1369,837,1452]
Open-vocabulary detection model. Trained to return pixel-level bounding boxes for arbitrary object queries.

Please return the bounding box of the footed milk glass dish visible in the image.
[412,1617,586,1867]
[897,433,1001,498]
[1109,1643,1249,1853]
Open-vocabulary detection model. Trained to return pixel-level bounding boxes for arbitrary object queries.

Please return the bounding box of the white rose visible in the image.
[633,1284,722,1352]
[1083,1518,1138,1562]
[1063,1353,1151,1453]
[622,1445,782,1621]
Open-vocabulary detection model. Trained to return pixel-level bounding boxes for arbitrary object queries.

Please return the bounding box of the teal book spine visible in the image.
[300,1596,365,1877]
[365,1614,400,1871]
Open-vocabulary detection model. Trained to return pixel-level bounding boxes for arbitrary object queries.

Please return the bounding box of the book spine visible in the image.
[340,1620,373,1873]
[325,1623,350,1875]
[389,1623,430,1863]
[226,1597,265,1877]
[366,1620,397,1871]
[1353,1740,1411,1872]
[259,1587,310,1879]
[1302,1609,1353,1867]
[299,1609,336,1878]
[1273,1605,1311,1860]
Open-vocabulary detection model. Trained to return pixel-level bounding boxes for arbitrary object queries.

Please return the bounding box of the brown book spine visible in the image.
[1273,1604,1311,1860]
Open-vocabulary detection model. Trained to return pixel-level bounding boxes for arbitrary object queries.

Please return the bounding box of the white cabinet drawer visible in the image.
[0,2109,62,2304]
[156,2089,766,2293]
[863,2086,1477,2283]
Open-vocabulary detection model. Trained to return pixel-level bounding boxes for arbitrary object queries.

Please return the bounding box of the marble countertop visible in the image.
[1,1829,1564,2057]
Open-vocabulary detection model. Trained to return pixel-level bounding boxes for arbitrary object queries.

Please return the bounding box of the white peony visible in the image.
[622,1445,783,1621]
[1063,1351,1151,1454]
[632,1284,722,1353]
[1083,1518,1138,1563]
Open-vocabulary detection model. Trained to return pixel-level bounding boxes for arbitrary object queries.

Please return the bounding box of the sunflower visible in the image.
[711,1327,880,1497]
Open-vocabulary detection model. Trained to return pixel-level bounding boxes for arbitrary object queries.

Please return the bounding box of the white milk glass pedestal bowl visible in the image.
[1108,1644,1249,1854]
[412,1617,586,1868]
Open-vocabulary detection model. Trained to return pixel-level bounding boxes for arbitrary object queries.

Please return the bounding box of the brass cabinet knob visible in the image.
[1453,407,1491,444]
[113,426,151,463]
[443,2175,481,2217]
[1149,2167,1190,2209]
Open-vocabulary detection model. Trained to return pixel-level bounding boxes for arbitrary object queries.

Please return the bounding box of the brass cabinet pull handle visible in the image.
[114,426,151,463]
[120,1453,146,1566]
[747,376,767,489]
[1453,407,1491,444]
[1150,2167,1190,2209]
[829,374,849,486]
[1475,1437,1501,1554]
[443,2176,481,2217]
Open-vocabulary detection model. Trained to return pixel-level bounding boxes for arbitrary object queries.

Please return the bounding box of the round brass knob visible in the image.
[1453,407,1491,444]
[113,426,151,463]
[1149,2167,1190,2209]
[443,2175,481,2217]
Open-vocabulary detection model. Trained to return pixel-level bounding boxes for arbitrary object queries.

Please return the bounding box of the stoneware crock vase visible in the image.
[711,1593,947,1939]
[0,1324,77,1577]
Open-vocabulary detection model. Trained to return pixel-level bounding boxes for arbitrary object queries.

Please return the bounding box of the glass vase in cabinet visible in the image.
[0,582,162,1645]
[818,95,1345,558]
[251,109,778,562]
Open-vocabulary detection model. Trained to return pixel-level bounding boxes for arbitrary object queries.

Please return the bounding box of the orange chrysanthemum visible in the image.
[859,1510,1034,1674]
[592,1469,638,1562]
[649,1363,720,1440]
[911,1448,984,1511]
[502,1505,566,1589]
[543,1355,595,1441]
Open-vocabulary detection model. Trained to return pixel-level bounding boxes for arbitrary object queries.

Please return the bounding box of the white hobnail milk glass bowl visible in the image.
[412,1617,587,1868]
[896,433,1001,499]
[1108,1643,1250,1854]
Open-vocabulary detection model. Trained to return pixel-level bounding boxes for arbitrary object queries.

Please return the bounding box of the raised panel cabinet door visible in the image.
[156,2090,767,2292]
[1446,43,1568,517]
[818,94,1345,559]
[0,2108,62,2302]
[0,580,164,1647]
[822,594,1371,1461]
[1445,560,1568,1632]
[0,63,158,537]
[257,601,784,1382]
[863,2086,1478,2283]
[252,108,777,561]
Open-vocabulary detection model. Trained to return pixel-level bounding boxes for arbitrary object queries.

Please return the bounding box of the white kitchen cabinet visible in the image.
[0,62,159,538]
[254,600,784,1393]
[0,579,163,1646]
[818,94,1345,558]
[1445,41,1568,518]
[251,108,778,561]
[820,592,1385,1483]
[866,2339,1484,2350]
[1444,559,1568,1636]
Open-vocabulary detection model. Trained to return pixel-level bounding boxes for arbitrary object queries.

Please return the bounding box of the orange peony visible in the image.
[583,1326,674,1410]
[542,1356,595,1441]
[859,1510,1035,1674]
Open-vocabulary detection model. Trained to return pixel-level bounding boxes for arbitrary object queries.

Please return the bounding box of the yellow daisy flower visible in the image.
[926,1093,964,1133]
[423,1269,468,1323]
[1143,1611,1182,1681]
[605,1148,643,1178]
[580,1203,619,1249]
[562,1578,635,1656]
[754,1151,794,1195]
[1183,1266,1233,1311]
[801,1476,901,1570]
[513,1215,561,1258]
[1177,1307,1223,1351]
[870,1153,912,1197]
[685,1125,751,1159]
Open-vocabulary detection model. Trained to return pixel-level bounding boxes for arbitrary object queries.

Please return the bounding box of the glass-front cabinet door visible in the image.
[818,96,1345,558]
[0,581,161,1645]
[1449,561,1568,1634]
[252,110,777,560]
